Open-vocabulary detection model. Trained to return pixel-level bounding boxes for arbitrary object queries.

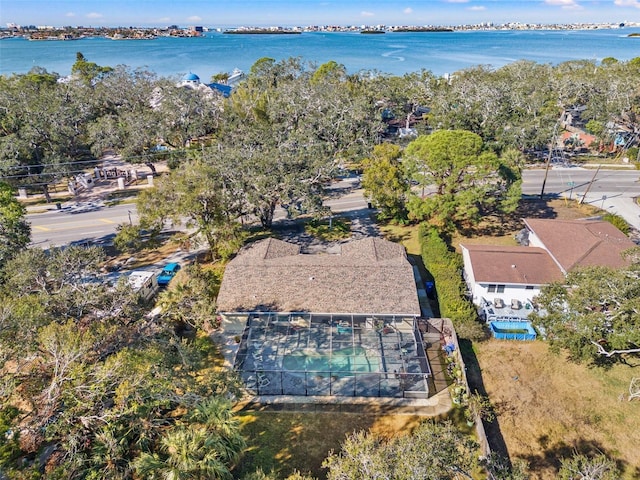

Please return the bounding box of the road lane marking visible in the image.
[99,219,116,224]
[33,226,51,231]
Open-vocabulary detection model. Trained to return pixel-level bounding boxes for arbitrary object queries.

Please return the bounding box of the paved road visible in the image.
[28,169,640,247]
[523,167,640,230]
[29,202,139,247]
[522,167,640,199]
[29,178,368,247]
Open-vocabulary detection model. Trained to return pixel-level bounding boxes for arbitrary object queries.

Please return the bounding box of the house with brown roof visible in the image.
[217,236,421,316]
[216,237,434,399]
[521,218,635,274]
[460,244,563,320]
[461,218,635,321]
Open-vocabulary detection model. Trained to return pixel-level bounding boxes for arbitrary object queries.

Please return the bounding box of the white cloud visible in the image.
[65,12,75,17]
[86,12,103,19]
[187,15,202,22]
[468,5,486,10]
[403,7,413,14]
[158,17,171,22]
[445,0,470,3]
[614,0,640,7]
[361,11,374,17]
[544,0,580,7]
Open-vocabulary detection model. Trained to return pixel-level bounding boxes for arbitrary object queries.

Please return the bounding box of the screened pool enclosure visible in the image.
[233,313,433,399]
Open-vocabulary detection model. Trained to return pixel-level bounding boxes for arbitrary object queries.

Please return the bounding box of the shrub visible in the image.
[602,213,630,235]
[419,224,483,340]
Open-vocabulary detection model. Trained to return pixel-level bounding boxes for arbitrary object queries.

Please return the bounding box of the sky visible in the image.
[2,0,640,28]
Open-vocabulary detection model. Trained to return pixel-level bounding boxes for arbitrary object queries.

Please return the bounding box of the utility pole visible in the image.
[540,122,560,199]
[539,150,552,199]
[579,164,601,205]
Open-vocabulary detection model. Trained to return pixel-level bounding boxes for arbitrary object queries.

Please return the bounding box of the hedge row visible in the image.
[419,224,484,340]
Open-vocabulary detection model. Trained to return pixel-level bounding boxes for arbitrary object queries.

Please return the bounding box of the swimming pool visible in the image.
[282,346,379,375]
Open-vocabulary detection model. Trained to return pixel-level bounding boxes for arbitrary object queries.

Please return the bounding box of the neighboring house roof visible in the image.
[217,237,421,315]
[523,218,635,272]
[207,82,233,97]
[461,244,564,285]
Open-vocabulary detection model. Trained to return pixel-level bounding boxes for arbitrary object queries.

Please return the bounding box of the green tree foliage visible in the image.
[0,182,30,265]
[419,225,483,340]
[0,72,96,200]
[323,420,479,479]
[137,158,245,259]
[219,57,381,228]
[113,222,144,253]
[133,398,245,480]
[361,143,409,221]
[157,264,222,333]
[71,52,114,85]
[0,245,239,477]
[428,62,558,150]
[533,258,640,362]
[405,130,521,233]
[557,453,620,480]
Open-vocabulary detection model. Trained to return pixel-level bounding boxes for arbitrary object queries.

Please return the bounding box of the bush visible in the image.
[602,213,630,235]
[113,223,144,253]
[419,224,483,340]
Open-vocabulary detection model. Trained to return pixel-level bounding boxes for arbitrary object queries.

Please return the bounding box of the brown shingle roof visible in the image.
[523,218,635,272]
[217,237,421,315]
[461,244,564,285]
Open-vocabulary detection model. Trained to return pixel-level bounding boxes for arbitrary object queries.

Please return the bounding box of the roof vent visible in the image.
[511,264,516,268]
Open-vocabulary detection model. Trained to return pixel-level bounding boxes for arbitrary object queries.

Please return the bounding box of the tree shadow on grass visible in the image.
[463,196,560,238]
[521,437,630,479]
[459,338,511,461]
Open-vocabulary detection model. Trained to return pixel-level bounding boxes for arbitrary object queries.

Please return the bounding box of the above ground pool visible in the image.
[489,320,537,341]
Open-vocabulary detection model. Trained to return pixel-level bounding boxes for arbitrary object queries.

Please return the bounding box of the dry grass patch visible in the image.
[475,340,640,479]
[234,411,427,479]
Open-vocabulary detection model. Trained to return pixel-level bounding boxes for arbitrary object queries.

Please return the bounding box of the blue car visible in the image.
[157,262,180,286]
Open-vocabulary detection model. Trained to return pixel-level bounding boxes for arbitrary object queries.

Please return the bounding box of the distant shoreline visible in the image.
[223,29,301,35]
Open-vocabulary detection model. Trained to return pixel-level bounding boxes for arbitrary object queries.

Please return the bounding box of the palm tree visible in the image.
[132,398,246,479]
[133,427,232,480]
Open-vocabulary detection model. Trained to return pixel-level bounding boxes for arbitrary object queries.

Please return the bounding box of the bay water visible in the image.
[1,28,639,81]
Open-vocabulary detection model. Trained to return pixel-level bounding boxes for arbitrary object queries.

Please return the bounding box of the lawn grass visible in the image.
[304,216,352,241]
[474,340,640,479]
[380,198,640,479]
[234,411,441,479]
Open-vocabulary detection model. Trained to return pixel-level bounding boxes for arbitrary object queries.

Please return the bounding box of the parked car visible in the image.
[157,262,180,286]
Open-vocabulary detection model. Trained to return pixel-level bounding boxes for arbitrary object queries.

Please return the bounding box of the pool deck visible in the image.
[236,388,453,416]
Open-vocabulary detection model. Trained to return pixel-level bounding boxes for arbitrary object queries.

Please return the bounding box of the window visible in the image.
[487,284,506,293]
[496,285,505,293]
[487,284,496,293]
[525,285,534,290]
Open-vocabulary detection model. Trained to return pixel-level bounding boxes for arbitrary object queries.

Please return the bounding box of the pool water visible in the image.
[282,346,378,375]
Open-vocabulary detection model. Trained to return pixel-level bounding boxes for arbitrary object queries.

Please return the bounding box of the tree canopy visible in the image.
[533,254,640,363]
[0,181,30,266]
[0,245,242,478]
[404,130,522,232]
[323,421,479,480]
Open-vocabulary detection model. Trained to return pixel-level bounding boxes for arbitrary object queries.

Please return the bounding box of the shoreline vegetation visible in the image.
[1,21,636,40]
